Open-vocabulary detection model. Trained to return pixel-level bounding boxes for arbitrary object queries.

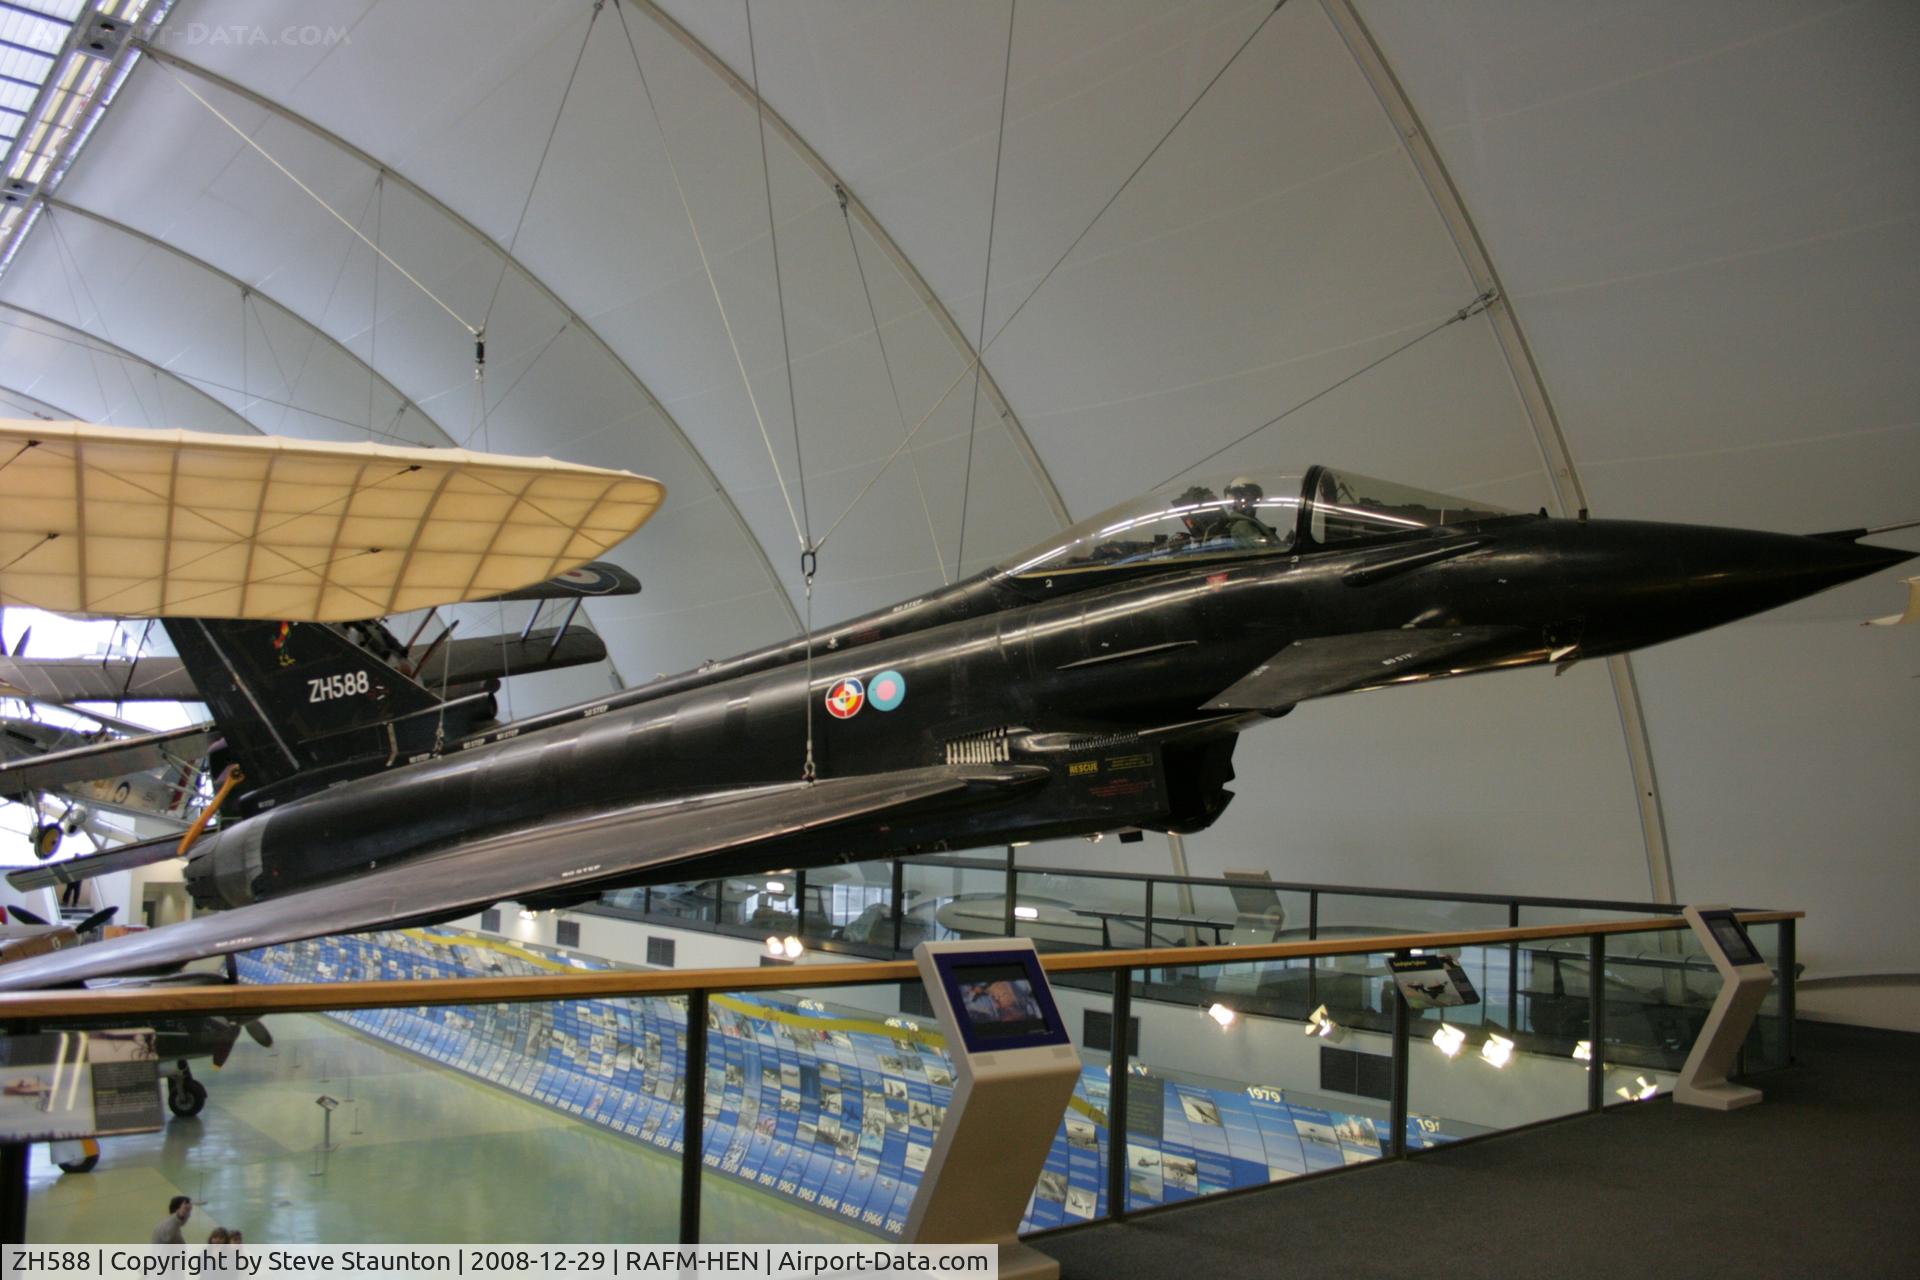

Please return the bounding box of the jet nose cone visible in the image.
[1683,529,1916,617]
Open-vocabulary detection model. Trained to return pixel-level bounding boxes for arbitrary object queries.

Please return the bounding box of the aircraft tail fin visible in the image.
[163,620,449,789]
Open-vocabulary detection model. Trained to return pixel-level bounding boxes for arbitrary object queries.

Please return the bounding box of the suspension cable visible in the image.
[955,0,1017,579]
[747,0,810,554]
[152,60,479,336]
[1156,290,1497,487]
[481,0,604,333]
[838,186,947,583]
[613,0,807,553]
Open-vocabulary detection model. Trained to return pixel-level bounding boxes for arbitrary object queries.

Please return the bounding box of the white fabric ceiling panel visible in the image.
[1632,621,1919,981]
[659,0,1294,341]
[0,209,424,445]
[1354,0,1920,521]
[1356,0,1920,984]
[31,33,805,686]
[0,310,254,435]
[158,0,1066,627]
[659,0,1538,511]
[1202,664,1653,902]
[156,0,567,213]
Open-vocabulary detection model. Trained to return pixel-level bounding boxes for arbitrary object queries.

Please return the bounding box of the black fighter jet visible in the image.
[0,466,1908,991]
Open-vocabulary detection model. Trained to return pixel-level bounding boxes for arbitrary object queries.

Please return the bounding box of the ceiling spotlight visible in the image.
[764,879,786,895]
[1480,1033,1515,1069]
[1206,1003,1237,1030]
[1305,1004,1339,1038]
[1013,906,1039,920]
[782,935,805,960]
[1572,1040,1593,1062]
[1432,1024,1466,1058]
[765,936,784,957]
[1634,1075,1660,1101]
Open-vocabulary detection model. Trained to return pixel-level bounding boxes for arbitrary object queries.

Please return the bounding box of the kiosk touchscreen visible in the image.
[1675,905,1773,1111]
[904,939,1081,1280]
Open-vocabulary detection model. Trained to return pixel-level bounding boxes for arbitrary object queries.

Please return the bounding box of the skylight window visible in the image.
[0,0,170,276]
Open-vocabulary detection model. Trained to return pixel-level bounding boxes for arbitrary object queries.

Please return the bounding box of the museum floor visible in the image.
[23,1013,868,1244]
[1039,1020,1920,1280]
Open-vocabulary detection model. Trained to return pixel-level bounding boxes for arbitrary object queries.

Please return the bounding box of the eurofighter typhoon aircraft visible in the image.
[0,466,1909,990]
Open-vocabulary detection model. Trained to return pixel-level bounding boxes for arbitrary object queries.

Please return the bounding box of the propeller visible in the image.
[210,1020,243,1068]
[209,1016,272,1066]
[7,905,48,926]
[74,906,117,935]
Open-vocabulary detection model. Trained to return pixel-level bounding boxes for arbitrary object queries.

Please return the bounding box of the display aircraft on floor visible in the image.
[1,712,214,858]
[0,465,1910,991]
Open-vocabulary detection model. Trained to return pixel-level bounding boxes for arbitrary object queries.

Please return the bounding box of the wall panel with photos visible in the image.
[238,930,1459,1235]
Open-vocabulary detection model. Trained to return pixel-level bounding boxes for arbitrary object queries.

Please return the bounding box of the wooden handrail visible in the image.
[0,911,1801,1022]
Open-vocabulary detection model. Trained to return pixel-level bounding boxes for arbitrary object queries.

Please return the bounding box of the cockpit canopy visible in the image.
[994,466,1511,580]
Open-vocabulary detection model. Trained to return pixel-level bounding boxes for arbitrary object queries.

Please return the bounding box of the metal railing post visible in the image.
[1106,968,1132,1221]
[1142,881,1154,952]
[795,869,808,939]
[1587,933,1605,1112]
[1307,891,1319,1013]
[680,989,708,1244]
[1004,844,1017,937]
[1780,917,1797,1066]
[1507,902,1520,1034]
[1390,952,1409,1157]
[891,859,906,956]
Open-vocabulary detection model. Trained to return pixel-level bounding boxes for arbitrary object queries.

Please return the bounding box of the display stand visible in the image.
[903,939,1081,1280]
[1674,905,1772,1111]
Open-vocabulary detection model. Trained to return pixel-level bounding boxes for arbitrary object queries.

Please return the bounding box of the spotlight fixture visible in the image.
[764,880,786,895]
[1013,906,1039,920]
[1572,1040,1593,1062]
[1206,1003,1237,1030]
[1432,1024,1466,1058]
[782,935,805,960]
[1304,1004,1339,1038]
[765,936,784,957]
[1480,1033,1515,1069]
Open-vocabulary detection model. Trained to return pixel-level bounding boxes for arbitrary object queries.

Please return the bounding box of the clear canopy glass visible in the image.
[994,468,1511,580]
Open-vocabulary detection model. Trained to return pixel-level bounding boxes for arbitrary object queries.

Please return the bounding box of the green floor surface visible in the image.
[26,1012,876,1245]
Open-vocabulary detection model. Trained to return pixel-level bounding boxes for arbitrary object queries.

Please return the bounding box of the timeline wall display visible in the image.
[241,930,1460,1237]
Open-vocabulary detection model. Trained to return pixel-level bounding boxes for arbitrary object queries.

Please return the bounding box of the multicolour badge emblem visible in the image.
[825,677,865,719]
[869,669,906,712]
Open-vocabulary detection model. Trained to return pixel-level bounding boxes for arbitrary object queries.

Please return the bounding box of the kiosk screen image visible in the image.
[931,950,1068,1054]
[1700,912,1764,967]
[955,964,1047,1038]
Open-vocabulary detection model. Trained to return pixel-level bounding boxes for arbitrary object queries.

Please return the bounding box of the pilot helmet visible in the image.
[1226,476,1264,512]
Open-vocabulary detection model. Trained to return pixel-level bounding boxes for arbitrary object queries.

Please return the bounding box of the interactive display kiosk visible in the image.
[903,939,1082,1280]
[1675,905,1772,1111]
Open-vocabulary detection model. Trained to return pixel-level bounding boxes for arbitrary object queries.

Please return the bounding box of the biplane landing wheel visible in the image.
[167,1076,208,1118]
[33,823,62,860]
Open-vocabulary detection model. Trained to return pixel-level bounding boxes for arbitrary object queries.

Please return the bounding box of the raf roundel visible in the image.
[869,669,907,712]
[825,677,865,720]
